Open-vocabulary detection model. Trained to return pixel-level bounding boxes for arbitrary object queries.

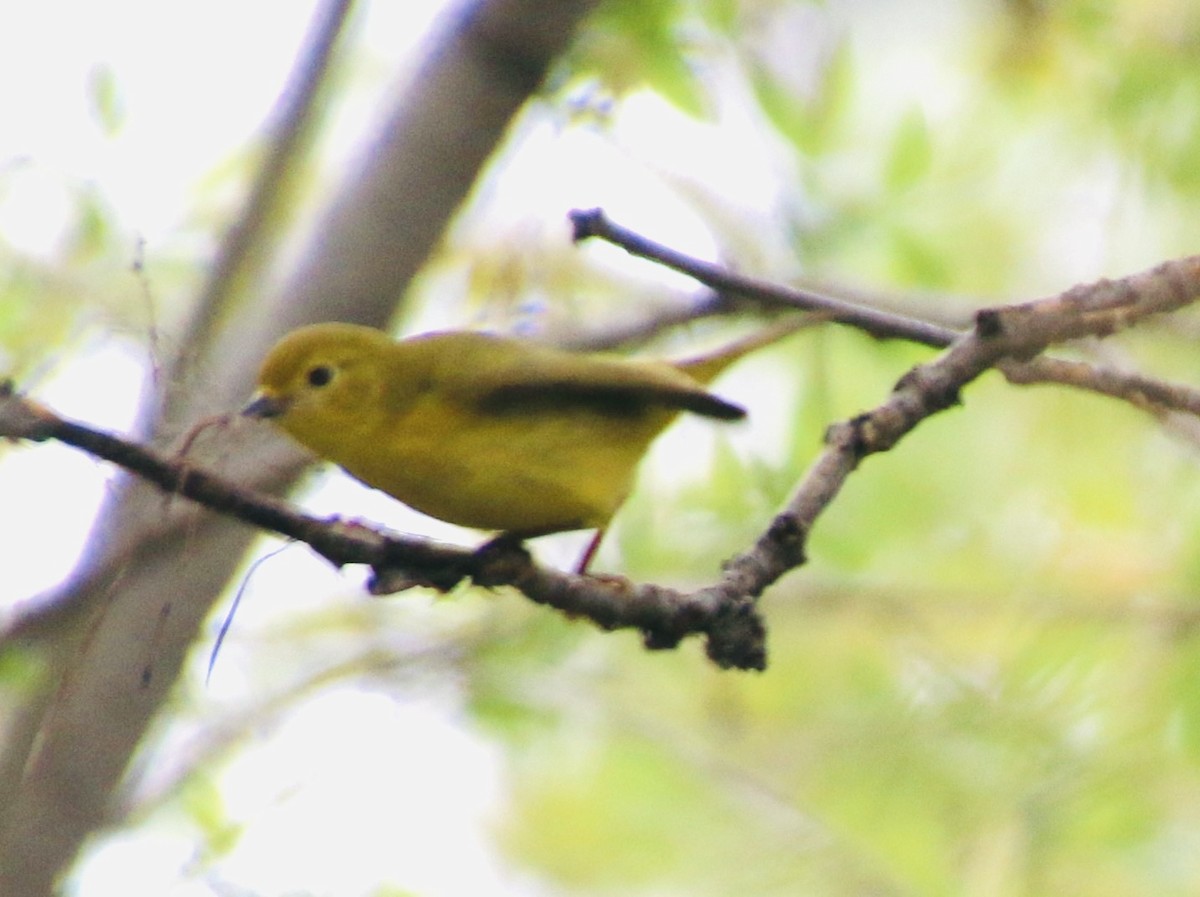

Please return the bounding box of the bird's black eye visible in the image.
[306,365,334,388]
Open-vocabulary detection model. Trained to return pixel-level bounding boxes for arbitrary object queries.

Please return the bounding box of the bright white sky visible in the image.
[3,0,1130,892]
[0,3,535,895]
[0,1,1169,892]
[0,0,446,595]
[0,2,798,895]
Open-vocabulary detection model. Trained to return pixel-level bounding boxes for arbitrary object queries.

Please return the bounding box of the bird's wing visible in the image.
[674,316,809,384]
[476,369,746,420]
[441,336,746,421]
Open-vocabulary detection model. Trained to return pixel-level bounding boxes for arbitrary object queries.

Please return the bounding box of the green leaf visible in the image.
[181,775,244,862]
[575,0,711,117]
[697,0,738,35]
[749,39,854,156]
[87,64,125,136]
[883,108,933,192]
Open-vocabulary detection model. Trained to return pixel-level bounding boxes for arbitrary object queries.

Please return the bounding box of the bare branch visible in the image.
[1000,355,1200,418]
[716,255,1200,597]
[570,207,962,348]
[0,389,770,671]
[6,254,1200,677]
[174,0,356,381]
[0,3,604,894]
[572,207,1200,423]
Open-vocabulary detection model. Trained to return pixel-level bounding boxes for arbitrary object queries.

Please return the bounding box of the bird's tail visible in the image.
[675,315,810,385]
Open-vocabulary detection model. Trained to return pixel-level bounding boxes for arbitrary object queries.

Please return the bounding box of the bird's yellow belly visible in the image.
[334,400,657,535]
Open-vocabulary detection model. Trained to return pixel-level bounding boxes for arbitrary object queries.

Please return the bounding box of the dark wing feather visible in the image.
[478,378,745,420]
[423,330,747,421]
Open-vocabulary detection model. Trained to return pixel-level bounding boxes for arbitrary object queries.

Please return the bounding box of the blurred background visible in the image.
[5,0,1200,894]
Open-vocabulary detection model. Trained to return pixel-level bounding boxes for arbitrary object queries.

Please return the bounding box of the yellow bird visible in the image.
[244,321,799,572]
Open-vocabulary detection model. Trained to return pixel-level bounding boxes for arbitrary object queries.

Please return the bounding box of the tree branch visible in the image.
[0,3,605,894]
[718,254,1200,596]
[571,207,1200,423]
[6,252,1199,679]
[0,386,771,671]
[569,207,961,348]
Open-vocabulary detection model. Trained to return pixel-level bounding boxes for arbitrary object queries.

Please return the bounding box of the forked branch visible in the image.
[4,224,1199,670]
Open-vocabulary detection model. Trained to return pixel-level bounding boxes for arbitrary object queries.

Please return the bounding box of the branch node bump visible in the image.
[568,207,604,243]
[765,512,806,569]
[974,308,1004,338]
[643,626,684,651]
[705,598,767,671]
[841,415,874,458]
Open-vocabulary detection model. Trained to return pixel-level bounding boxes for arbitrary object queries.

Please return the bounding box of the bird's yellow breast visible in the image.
[329,388,661,534]
[246,322,798,544]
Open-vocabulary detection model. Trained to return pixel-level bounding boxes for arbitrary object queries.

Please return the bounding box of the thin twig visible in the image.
[0,391,770,669]
[179,0,356,369]
[570,207,961,347]
[715,255,1200,598]
[5,243,1200,671]
[571,207,1200,422]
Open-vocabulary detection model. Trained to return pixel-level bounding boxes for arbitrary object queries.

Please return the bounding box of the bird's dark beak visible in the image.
[242,392,290,419]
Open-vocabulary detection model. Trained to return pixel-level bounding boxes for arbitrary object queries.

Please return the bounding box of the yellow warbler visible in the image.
[244,321,799,572]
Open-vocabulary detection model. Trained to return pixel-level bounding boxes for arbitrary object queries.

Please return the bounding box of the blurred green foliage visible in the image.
[463,2,1200,895]
[14,0,1200,894]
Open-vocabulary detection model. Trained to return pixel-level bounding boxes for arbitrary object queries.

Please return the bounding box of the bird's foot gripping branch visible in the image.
[7,217,1200,673]
[0,385,773,669]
